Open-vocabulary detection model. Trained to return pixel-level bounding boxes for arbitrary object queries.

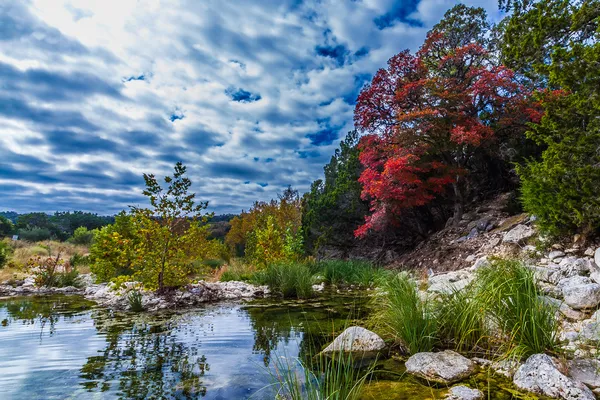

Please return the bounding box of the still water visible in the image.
[0,294,369,400]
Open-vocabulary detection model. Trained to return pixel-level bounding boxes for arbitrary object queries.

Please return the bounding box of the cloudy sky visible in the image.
[0,0,500,215]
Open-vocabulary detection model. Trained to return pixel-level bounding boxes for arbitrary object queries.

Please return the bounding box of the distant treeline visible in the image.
[0,211,237,242]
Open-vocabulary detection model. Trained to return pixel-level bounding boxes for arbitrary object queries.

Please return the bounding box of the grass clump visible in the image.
[437,287,488,354]
[378,273,437,354]
[254,262,315,299]
[318,260,386,287]
[127,290,144,312]
[475,259,559,359]
[271,351,374,400]
[218,259,258,282]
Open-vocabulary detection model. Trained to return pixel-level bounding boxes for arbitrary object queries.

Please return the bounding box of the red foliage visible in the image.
[354,30,540,238]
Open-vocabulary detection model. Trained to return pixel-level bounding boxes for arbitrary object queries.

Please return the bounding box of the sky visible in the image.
[0,0,500,215]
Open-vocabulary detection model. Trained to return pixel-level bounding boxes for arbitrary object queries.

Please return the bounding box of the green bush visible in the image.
[0,216,14,237]
[68,226,94,245]
[253,262,314,299]
[0,241,11,269]
[17,228,52,242]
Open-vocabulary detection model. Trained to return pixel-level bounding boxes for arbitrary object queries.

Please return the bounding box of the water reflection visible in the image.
[0,294,370,400]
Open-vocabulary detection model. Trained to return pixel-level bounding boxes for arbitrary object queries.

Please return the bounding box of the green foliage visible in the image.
[28,253,81,288]
[271,351,374,400]
[17,228,52,242]
[378,273,437,354]
[253,262,314,299]
[90,163,223,291]
[227,187,304,266]
[90,212,139,282]
[437,287,488,353]
[302,130,368,254]
[127,290,144,312]
[475,259,558,358]
[318,260,385,287]
[0,216,14,237]
[69,226,95,245]
[0,241,11,269]
[501,0,600,234]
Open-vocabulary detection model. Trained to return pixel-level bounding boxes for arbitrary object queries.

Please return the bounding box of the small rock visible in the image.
[465,254,476,263]
[428,270,475,295]
[595,248,600,268]
[466,228,479,239]
[321,327,386,353]
[503,224,535,244]
[472,256,490,270]
[445,386,483,400]
[491,358,522,378]
[584,248,594,257]
[569,359,600,389]
[549,250,565,260]
[405,350,475,384]
[513,354,595,399]
[540,296,587,320]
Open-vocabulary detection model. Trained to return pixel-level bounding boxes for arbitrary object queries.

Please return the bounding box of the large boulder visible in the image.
[445,386,483,400]
[321,326,386,353]
[428,270,475,295]
[503,224,535,244]
[513,354,595,399]
[559,277,600,310]
[405,350,475,384]
[568,359,600,390]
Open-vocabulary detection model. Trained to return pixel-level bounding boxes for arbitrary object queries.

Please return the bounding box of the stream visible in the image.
[0,294,540,399]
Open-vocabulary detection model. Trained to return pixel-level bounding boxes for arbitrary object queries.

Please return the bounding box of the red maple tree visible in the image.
[354,31,540,238]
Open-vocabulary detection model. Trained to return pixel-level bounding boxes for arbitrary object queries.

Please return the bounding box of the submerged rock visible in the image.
[405,350,475,384]
[321,326,386,353]
[445,385,483,400]
[513,354,595,399]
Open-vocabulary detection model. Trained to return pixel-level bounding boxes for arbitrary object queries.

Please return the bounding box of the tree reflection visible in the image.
[80,312,210,399]
[0,295,93,336]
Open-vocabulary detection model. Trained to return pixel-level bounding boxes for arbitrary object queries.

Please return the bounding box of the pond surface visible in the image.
[0,294,543,400]
[0,294,371,400]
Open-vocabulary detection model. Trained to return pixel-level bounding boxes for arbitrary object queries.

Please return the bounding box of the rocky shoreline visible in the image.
[0,275,271,311]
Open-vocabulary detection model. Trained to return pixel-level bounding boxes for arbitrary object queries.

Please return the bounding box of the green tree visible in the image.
[502,0,600,233]
[130,162,214,291]
[68,226,95,245]
[302,131,368,254]
[0,216,14,237]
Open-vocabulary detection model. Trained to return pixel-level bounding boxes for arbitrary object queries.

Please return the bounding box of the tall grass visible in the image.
[437,287,489,354]
[475,259,559,359]
[254,262,315,299]
[378,273,437,354]
[317,260,386,287]
[271,351,374,400]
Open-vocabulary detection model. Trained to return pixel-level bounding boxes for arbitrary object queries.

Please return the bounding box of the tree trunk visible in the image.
[452,179,464,226]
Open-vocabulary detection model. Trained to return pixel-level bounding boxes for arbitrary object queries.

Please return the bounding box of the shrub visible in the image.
[17,228,52,242]
[253,262,314,299]
[68,226,94,245]
[28,253,81,288]
[0,216,14,237]
[0,241,10,269]
[378,273,437,354]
